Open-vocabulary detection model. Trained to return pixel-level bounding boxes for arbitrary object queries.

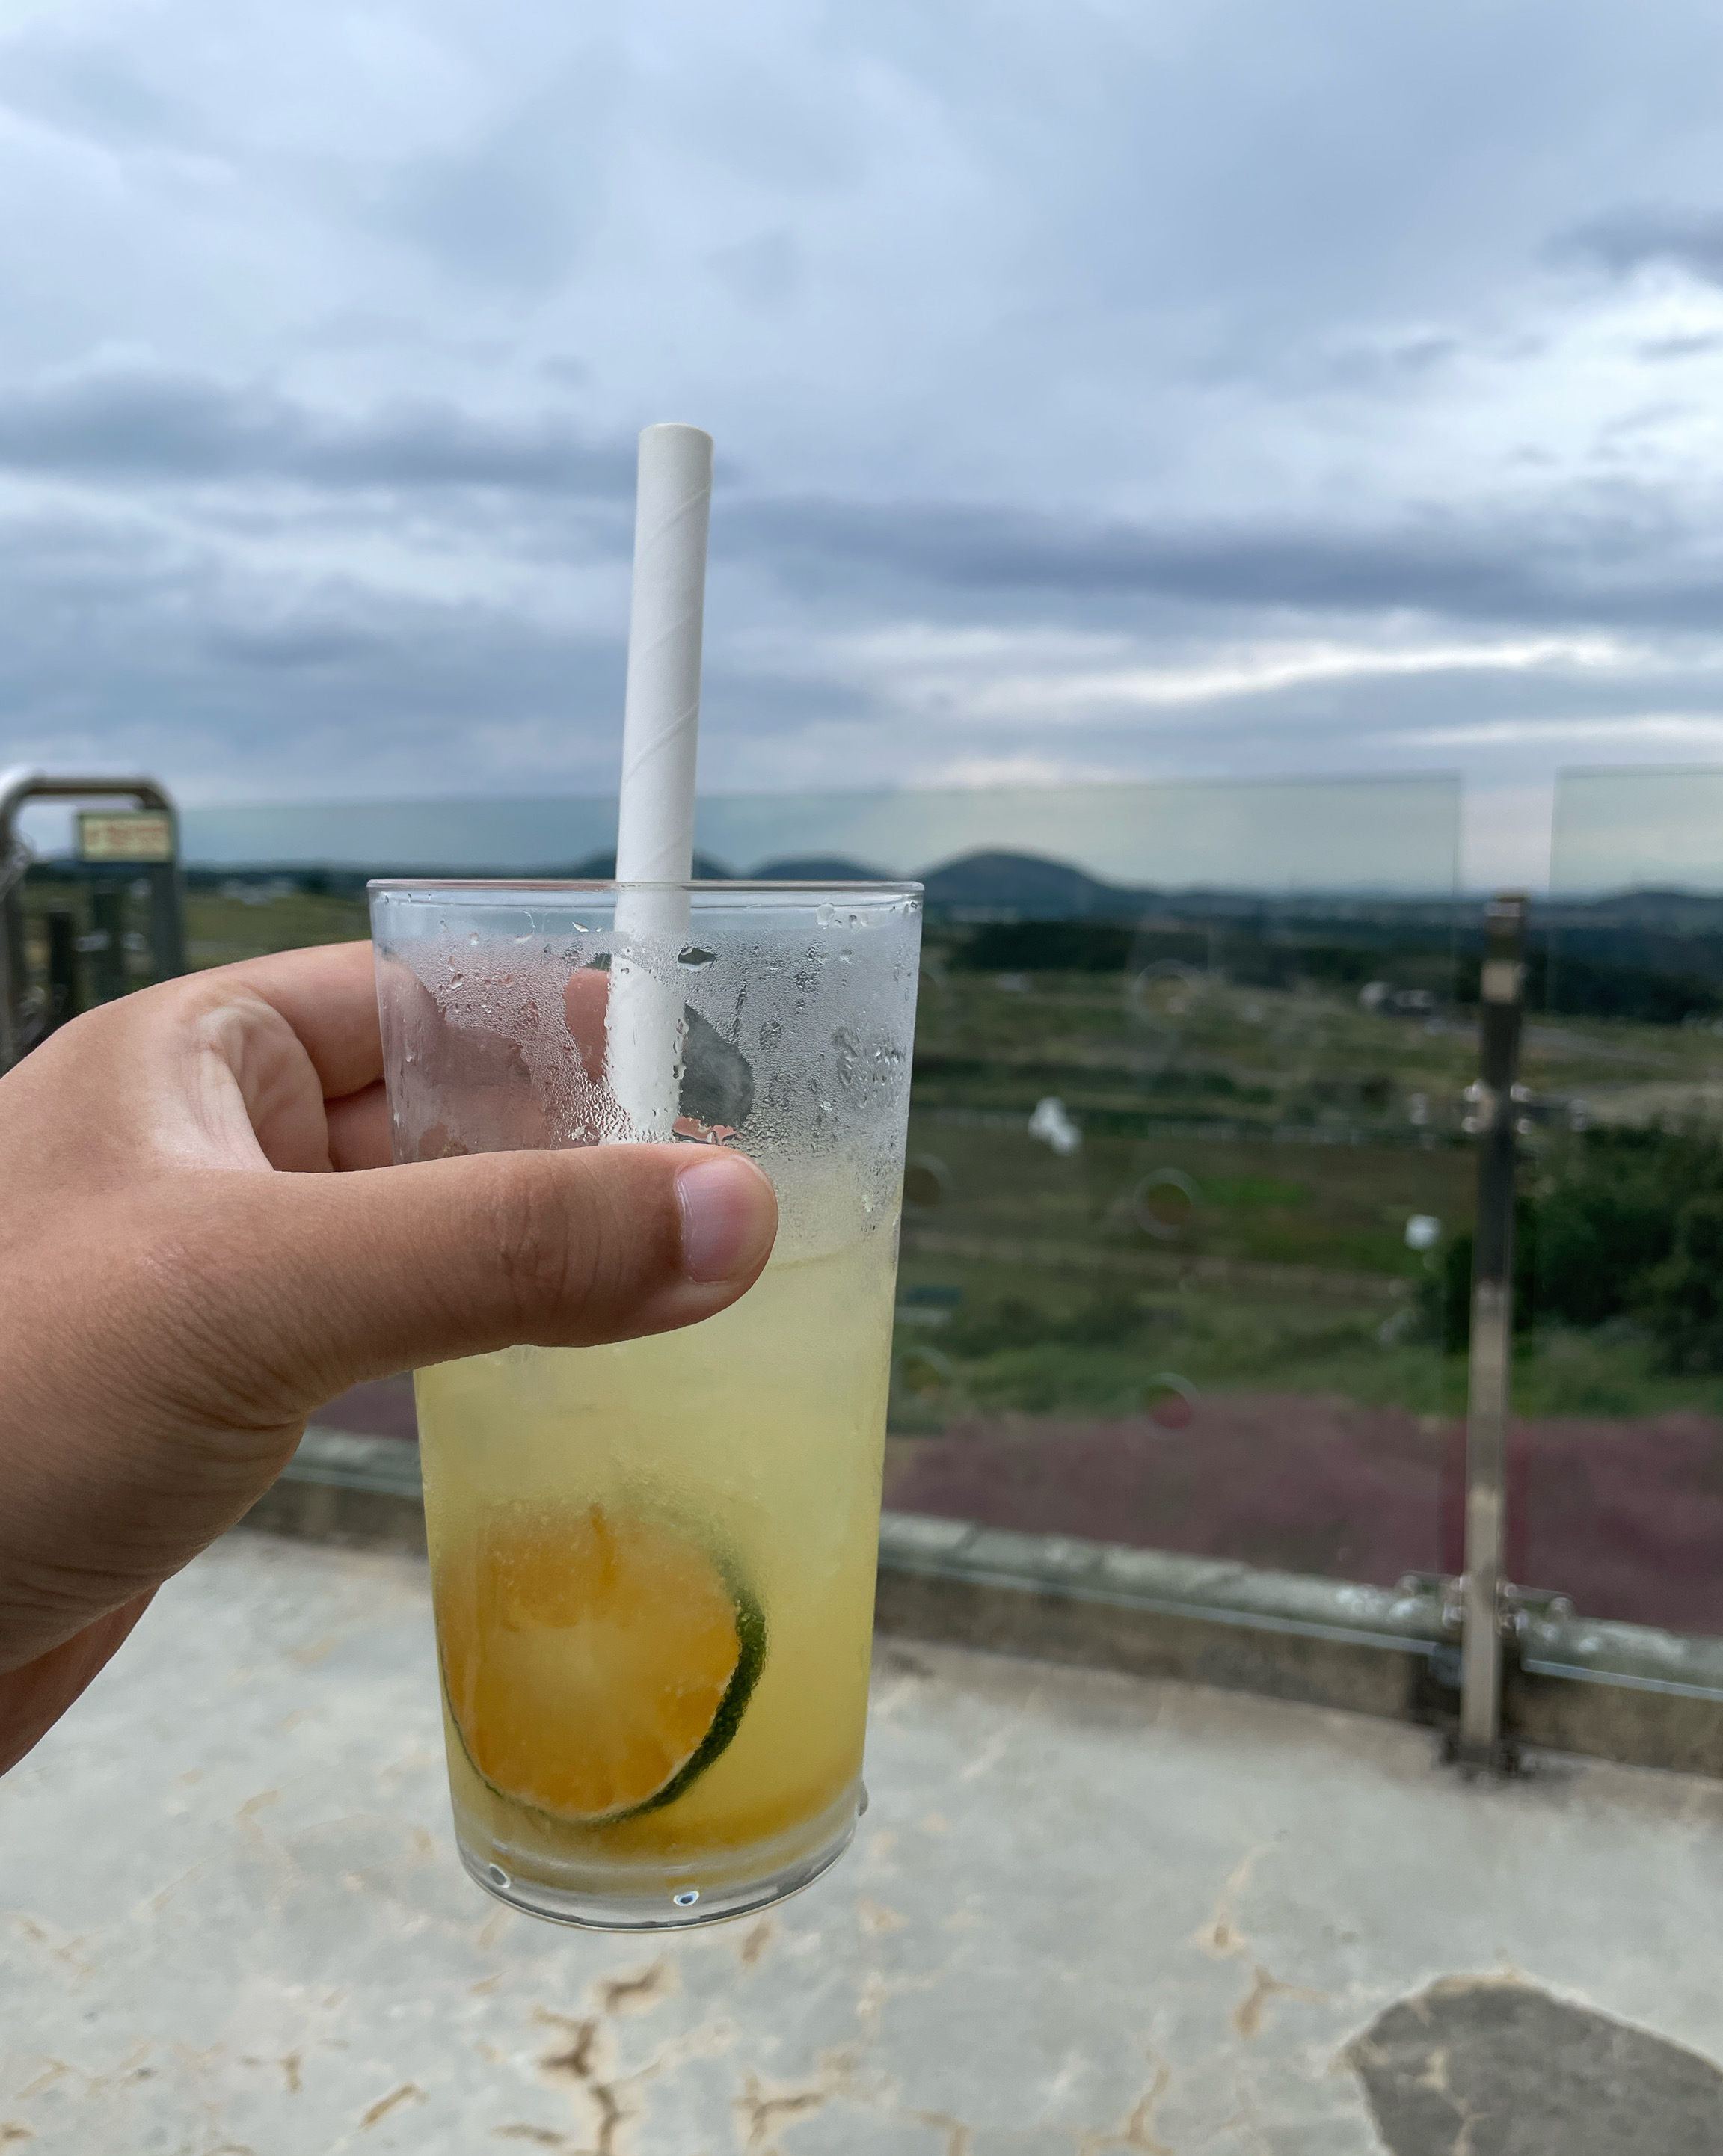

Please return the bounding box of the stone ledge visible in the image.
[1521,1613,1723,1700]
[245,1426,426,1553]
[875,1509,1438,1725]
[1511,1616,1723,1779]
[878,1511,1440,1652]
[282,1426,423,1497]
[239,1427,1723,1776]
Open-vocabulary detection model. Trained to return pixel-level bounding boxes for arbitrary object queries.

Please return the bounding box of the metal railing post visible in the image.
[147,858,186,988]
[45,910,78,1031]
[90,885,128,1004]
[1458,891,1529,1767]
[0,765,43,1070]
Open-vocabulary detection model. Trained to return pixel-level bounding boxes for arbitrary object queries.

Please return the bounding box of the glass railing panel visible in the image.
[162,778,1464,1595]
[1520,766,1723,1635]
[174,778,1453,892]
[870,776,1465,1590]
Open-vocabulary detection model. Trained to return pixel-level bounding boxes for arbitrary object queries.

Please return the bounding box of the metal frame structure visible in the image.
[0,767,185,1070]
[1458,891,1529,1767]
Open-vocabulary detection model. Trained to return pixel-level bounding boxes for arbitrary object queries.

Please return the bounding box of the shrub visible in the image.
[1642,1193,1723,1372]
[1422,1128,1723,1369]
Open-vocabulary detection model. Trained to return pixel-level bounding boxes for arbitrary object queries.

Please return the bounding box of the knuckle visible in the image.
[488,1159,583,1322]
[484,1155,674,1337]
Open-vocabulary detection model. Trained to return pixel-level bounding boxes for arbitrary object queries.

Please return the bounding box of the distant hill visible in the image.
[751,855,891,882]
[167,839,1723,1008]
[1547,888,1723,932]
[563,850,734,882]
[920,850,1125,920]
[1541,889,1723,988]
[148,841,1723,1024]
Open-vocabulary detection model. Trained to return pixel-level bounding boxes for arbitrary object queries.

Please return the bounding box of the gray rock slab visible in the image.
[4,1532,1723,2155]
[1350,1977,1723,2155]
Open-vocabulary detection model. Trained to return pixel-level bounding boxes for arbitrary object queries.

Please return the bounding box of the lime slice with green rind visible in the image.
[438,1502,765,1826]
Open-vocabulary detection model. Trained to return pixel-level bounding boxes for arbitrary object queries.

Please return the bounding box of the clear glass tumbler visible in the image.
[369,879,923,1929]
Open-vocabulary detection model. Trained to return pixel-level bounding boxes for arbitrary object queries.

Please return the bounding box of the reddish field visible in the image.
[885,1401,1723,1635]
[885,1397,1449,1587]
[313,1375,1723,1636]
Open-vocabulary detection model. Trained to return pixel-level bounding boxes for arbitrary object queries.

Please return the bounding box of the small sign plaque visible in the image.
[77,810,174,864]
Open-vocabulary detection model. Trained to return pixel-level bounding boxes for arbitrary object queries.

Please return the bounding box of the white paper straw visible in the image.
[606,423,713,1140]
[615,424,712,885]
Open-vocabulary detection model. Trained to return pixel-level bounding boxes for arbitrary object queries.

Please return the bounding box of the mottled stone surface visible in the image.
[3,1532,1722,2154]
[1351,1977,1723,2156]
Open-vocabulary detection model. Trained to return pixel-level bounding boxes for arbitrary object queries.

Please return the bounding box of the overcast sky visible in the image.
[4,0,1723,882]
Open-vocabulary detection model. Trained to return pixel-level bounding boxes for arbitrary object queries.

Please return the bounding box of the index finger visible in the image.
[217,941,383,1101]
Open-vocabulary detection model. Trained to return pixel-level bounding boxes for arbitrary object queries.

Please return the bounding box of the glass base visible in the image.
[452,1781,867,1932]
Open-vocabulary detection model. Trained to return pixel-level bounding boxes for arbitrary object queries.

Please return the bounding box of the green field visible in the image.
[17,873,370,989]
[900,928,1723,1428]
[22,875,1723,1429]
[897,948,1466,1426]
[182,884,372,966]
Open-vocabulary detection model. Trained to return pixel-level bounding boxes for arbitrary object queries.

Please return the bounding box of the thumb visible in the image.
[0,1148,775,1686]
[206,1143,780,1426]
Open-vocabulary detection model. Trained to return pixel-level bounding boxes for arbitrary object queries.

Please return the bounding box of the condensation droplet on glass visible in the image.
[817,903,837,927]
[759,1019,783,1049]
[678,945,716,969]
[468,931,480,946]
[487,1864,510,1888]
[838,948,853,965]
[673,1889,699,1907]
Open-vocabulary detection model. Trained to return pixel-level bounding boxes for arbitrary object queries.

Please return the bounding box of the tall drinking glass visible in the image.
[369,880,922,1929]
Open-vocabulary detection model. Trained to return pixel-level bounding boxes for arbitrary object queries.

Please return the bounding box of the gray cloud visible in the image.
[1559,205,1723,286]
[371,46,627,293]
[0,509,622,790]
[0,366,636,494]
[726,492,1722,636]
[0,497,892,808]
[1639,329,1723,360]
[708,230,803,311]
[0,35,195,151]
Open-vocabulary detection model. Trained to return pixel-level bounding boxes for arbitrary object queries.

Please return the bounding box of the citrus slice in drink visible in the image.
[437,1502,766,1825]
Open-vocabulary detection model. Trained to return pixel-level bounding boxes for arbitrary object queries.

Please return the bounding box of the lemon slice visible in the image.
[438,1502,765,1825]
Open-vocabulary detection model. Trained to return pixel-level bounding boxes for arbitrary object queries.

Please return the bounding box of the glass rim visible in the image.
[367,877,924,900]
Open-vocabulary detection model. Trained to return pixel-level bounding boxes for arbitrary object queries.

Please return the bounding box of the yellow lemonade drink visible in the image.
[414,1226,896,1921]
[371,877,923,1929]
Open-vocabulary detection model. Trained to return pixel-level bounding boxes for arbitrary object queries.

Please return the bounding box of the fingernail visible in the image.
[676,1152,776,1283]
